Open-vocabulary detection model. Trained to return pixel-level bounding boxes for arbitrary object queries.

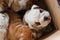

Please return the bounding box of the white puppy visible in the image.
[0,13,9,40]
[24,5,51,30]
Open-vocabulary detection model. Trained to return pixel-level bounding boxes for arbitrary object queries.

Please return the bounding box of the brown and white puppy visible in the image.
[7,10,34,40]
[23,5,51,38]
[0,13,9,40]
[24,5,51,30]
[5,0,33,12]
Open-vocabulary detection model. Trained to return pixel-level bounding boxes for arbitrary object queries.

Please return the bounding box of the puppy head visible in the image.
[24,5,51,30]
[0,13,9,30]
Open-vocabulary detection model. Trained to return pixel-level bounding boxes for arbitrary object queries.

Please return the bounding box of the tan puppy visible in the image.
[5,0,33,11]
[7,10,34,40]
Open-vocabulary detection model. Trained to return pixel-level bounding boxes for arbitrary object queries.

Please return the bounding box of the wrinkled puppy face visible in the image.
[24,5,51,30]
[0,0,4,12]
[0,13,9,31]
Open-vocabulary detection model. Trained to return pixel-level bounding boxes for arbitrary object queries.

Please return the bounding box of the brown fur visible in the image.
[7,10,34,40]
[34,0,48,10]
[0,0,5,11]
[5,0,33,11]
[11,0,33,11]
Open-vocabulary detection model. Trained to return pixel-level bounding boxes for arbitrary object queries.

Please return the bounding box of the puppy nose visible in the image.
[35,22,41,25]
[44,17,49,21]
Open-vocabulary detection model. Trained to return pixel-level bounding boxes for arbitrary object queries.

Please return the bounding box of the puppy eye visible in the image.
[35,22,41,25]
[40,10,43,13]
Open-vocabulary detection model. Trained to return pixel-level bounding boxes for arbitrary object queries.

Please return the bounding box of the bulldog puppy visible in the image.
[7,10,34,40]
[5,0,33,12]
[24,5,51,30]
[0,13,9,40]
[23,5,51,38]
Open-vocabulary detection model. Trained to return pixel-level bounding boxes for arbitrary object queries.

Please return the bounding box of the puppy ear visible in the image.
[31,5,39,10]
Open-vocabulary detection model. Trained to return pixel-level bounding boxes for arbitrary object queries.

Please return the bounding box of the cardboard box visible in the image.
[42,30,60,40]
[45,0,60,29]
[40,0,60,40]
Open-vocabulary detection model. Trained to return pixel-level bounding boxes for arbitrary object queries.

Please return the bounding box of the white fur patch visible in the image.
[0,13,9,30]
[18,0,28,10]
[0,13,9,40]
[0,29,6,32]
